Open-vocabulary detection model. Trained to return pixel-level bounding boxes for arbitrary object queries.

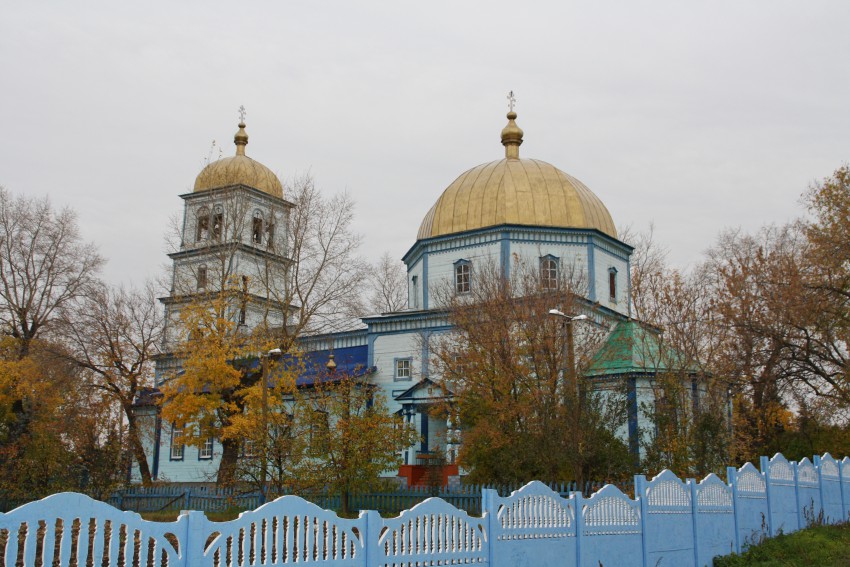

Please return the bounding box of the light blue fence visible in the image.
[1,452,848,567]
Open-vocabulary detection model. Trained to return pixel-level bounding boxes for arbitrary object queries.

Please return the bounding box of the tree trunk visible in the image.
[122,403,153,486]
[217,437,241,486]
[341,489,350,517]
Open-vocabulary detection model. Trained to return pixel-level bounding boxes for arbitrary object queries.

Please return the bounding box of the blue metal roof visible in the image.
[295,345,372,387]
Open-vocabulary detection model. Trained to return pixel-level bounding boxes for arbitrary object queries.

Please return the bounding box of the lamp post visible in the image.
[548,309,588,486]
[260,347,282,503]
[548,310,587,401]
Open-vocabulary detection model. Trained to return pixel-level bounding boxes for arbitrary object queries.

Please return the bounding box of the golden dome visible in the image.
[417,112,617,240]
[193,122,283,198]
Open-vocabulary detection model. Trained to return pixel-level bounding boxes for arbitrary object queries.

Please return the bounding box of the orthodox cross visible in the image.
[507,91,516,112]
[238,105,247,123]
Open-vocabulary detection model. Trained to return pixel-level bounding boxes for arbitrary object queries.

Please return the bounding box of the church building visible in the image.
[135,105,697,485]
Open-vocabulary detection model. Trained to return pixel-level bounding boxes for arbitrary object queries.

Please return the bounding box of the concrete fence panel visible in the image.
[196,495,367,567]
[0,492,184,567]
[636,469,695,566]
[576,484,642,567]
[797,458,821,528]
[816,453,843,524]
[486,481,576,567]
[377,497,487,567]
[692,473,735,567]
[762,453,798,535]
[728,461,768,551]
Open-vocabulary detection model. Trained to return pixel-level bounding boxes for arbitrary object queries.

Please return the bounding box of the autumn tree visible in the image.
[160,281,276,484]
[225,352,304,499]
[694,166,850,461]
[622,224,730,476]
[263,174,369,342]
[291,364,417,515]
[0,337,125,500]
[56,282,162,485]
[0,187,106,489]
[791,165,850,406]
[366,252,408,313]
[430,257,630,486]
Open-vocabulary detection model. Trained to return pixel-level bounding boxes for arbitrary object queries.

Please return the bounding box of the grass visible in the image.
[714,522,850,566]
[140,508,244,522]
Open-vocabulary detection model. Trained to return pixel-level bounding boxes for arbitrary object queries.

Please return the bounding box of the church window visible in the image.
[454,260,471,294]
[252,210,264,244]
[609,267,618,301]
[197,265,207,289]
[212,207,223,240]
[309,410,330,454]
[540,255,559,290]
[195,207,210,241]
[198,436,214,460]
[395,357,412,381]
[411,275,419,309]
[170,424,184,461]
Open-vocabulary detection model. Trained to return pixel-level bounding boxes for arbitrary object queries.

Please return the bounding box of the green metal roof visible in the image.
[584,320,700,377]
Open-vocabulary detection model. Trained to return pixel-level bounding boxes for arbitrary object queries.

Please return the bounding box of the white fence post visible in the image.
[180,509,206,567]
[634,474,648,567]
[362,509,381,567]
[727,466,741,554]
[573,490,583,567]
[482,488,498,566]
[793,461,802,531]
[688,479,699,567]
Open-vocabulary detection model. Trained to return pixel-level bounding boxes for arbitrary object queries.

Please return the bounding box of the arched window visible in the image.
[252,210,264,244]
[195,207,210,242]
[212,206,223,240]
[197,265,207,289]
[454,260,471,294]
[539,255,559,290]
[609,267,618,301]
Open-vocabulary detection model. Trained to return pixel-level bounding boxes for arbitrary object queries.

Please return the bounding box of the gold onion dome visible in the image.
[417,111,617,240]
[193,121,284,198]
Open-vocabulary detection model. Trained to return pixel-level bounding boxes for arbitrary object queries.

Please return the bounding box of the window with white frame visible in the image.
[540,256,559,290]
[395,358,412,381]
[170,424,184,460]
[199,436,214,460]
[454,260,471,294]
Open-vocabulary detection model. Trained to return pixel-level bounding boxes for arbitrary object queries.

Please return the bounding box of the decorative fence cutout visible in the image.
[1,452,849,567]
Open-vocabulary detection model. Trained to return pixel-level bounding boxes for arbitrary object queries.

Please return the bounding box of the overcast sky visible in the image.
[1,1,848,288]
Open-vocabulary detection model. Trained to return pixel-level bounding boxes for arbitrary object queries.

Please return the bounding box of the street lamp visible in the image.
[549,309,589,486]
[548,310,587,395]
